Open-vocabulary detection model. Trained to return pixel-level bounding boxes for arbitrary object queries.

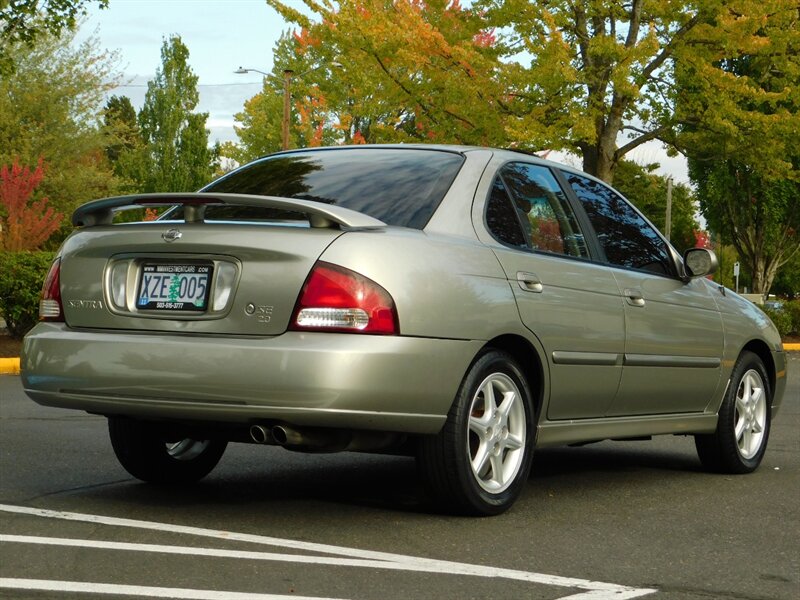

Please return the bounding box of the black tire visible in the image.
[418,349,535,516]
[695,351,771,474]
[108,417,227,484]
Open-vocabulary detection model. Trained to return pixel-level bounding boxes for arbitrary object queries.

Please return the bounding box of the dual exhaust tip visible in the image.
[250,424,298,446]
[250,423,333,448]
[250,423,402,453]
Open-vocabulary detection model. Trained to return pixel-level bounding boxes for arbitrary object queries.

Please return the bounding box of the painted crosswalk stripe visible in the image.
[0,578,346,600]
[0,503,656,599]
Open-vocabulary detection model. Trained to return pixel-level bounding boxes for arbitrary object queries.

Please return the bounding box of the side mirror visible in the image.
[683,248,719,279]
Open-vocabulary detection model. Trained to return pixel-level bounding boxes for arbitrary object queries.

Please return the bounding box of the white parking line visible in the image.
[0,578,346,600]
[0,503,656,599]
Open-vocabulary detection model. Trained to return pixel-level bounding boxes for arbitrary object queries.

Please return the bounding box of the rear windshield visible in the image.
[201,148,465,229]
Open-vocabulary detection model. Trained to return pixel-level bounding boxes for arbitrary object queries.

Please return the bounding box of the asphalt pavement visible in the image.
[0,356,798,600]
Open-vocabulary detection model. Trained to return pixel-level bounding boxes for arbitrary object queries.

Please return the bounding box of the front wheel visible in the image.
[108,417,227,484]
[695,351,771,474]
[418,350,535,516]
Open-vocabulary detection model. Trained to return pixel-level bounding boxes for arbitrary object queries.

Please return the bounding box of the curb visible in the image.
[0,358,20,375]
[784,343,800,351]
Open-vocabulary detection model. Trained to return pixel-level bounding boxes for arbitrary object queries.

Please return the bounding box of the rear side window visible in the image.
[203,148,464,229]
[564,172,675,276]
[486,178,527,248]
[486,162,589,259]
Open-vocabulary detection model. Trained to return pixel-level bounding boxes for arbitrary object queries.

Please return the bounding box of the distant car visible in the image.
[763,300,784,311]
[22,146,787,515]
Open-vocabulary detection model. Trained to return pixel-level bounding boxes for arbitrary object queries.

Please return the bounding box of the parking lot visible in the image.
[1,354,797,599]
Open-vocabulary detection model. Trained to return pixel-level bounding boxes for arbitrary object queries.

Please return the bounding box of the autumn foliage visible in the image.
[0,158,63,251]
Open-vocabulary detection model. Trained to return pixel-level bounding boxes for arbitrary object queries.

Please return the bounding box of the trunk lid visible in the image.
[59,193,385,336]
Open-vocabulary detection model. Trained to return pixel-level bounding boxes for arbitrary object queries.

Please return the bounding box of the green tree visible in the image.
[772,252,800,299]
[0,0,108,75]
[680,2,800,297]
[0,25,120,241]
[125,35,215,192]
[103,95,139,165]
[675,1,799,181]
[691,161,799,297]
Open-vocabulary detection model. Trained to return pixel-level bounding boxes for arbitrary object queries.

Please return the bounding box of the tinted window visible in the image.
[203,148,464,229]
[486,178,527,247]
[565,172,674,276]
[498,163,589,258]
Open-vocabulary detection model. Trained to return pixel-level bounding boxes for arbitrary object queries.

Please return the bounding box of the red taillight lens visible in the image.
[39,258,64,321]
[290,262,399,335]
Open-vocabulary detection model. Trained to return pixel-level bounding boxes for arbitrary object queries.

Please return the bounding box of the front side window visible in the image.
[487,163,589,258]
[564,172,675,276]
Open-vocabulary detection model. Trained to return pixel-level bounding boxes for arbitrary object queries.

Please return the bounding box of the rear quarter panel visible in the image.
[318,229,526,342]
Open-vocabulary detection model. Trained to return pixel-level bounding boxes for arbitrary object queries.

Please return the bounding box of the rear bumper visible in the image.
[22,323,482,434]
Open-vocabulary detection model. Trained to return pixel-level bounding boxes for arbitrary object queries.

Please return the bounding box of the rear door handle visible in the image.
[516,272,543,293]
[624,288,645,307]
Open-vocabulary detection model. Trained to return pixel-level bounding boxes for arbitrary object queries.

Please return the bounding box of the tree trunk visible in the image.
[580,138,618,183]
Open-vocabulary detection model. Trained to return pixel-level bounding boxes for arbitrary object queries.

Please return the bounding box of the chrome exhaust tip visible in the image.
[249,424,271,444]
[271,424,299,446]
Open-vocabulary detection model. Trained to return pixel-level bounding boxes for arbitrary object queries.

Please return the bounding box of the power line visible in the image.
[112,82,263,88]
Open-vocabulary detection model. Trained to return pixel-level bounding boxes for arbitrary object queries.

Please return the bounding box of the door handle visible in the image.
[516,272,543,293]
[624,288,645,307]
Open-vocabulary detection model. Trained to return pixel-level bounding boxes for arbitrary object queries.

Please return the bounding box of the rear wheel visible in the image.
[418,350,535,516]
[108,417,227,484]
[695,351,771,473]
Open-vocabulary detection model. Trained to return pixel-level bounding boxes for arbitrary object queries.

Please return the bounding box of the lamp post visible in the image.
[236,62,344,152]
[282,69,293,151]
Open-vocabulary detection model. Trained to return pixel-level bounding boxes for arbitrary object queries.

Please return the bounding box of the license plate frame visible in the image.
[136,262,214,312]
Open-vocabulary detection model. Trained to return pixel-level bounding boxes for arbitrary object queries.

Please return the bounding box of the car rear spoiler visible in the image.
[71,192,387,230]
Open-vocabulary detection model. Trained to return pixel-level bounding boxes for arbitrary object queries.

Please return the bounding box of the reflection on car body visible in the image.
[22,145,788,515]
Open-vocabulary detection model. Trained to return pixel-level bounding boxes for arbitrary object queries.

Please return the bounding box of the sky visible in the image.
[75,0,689,184]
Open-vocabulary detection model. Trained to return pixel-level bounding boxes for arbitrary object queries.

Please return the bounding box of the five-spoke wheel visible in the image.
[733,368,768,460]
[696,351,771,473]
[418,349,535,516]
[467,373,527,494]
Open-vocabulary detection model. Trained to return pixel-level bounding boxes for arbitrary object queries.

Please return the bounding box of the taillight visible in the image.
[39,258,64,321]
[290,262,399,335]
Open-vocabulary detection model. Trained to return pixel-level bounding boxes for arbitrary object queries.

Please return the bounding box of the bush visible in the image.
[785,300,800,335]
[0,251,55,338]
[762,305,793,338]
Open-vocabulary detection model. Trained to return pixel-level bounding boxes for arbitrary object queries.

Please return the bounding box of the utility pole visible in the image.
[665,176,673,242]
[282,69,293,151]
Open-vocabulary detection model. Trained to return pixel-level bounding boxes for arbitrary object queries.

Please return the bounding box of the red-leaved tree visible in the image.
[0,158,63,251]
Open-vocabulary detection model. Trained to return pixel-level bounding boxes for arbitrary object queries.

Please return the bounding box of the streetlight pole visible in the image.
[236,62,344,153]
[665,176,673,242]
[282,69,293,151]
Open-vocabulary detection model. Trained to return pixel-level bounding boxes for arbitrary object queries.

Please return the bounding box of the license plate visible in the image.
[137,263,213,312]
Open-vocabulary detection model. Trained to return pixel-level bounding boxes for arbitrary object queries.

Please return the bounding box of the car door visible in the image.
[561,171,724,416]
[476,161,625,420]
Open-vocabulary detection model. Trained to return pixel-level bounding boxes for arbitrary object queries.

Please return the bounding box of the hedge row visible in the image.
[763,300,800,338]
[0,251,56,338]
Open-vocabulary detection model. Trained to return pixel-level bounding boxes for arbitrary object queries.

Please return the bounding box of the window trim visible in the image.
[482,160,598,264]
